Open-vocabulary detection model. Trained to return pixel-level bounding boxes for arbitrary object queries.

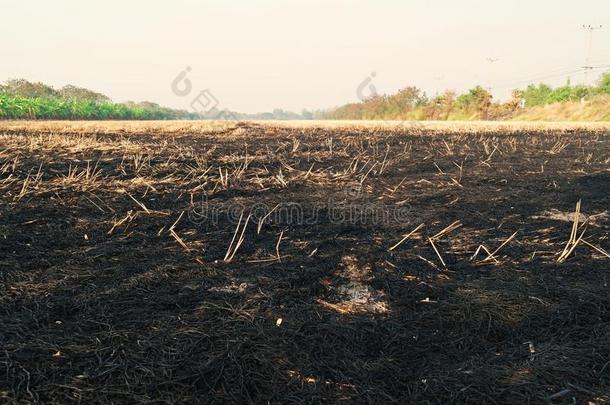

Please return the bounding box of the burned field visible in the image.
[1,122,609,403]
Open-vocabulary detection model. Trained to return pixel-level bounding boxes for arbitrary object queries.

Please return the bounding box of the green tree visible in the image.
[597,72,610,94]
[59,85,111,102]
[521,84,553,106]
[455,86,492,118]
[0,79,59,99]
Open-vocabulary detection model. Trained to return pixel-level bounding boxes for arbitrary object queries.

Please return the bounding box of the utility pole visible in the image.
[583,25,602,85]
[486,58,499,93]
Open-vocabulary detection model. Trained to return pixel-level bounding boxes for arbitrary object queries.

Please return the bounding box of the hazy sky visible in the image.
[2,0,609,113]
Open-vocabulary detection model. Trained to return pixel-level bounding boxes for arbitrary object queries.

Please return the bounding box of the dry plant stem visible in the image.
[128,193,151,214]
[225,211,252,262]
[388,223,425,251]
[359,162,377,185]
[224,210,244,261]
[257,204,280,234]
[557,200,587,263]
[470,245,499,263]
[107,211,134,235]
[390,175,409,195]
[482,230,519,262]
[430,220,462,241]
[558,226,588,263]
[275,230,284,262]
[428,237,447,268]
[169,211,190,252]
[581,240,610,258]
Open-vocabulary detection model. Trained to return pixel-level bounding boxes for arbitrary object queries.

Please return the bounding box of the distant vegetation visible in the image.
[0,79,197,120]
[0,79,314,121]
[200,107,318,121]
[3,74,610,121]
[325,72,610,121]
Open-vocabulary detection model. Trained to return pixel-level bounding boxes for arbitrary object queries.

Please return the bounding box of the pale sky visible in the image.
[2,0,609,113]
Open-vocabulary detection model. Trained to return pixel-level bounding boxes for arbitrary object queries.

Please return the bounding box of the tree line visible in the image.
[0,79,318,121]
[0,79,200,120]
[324,72,610,121]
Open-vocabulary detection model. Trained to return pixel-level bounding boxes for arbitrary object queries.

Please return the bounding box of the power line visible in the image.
[490,64,610,91]
[490,68,586,90]
[487,60,607,90]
